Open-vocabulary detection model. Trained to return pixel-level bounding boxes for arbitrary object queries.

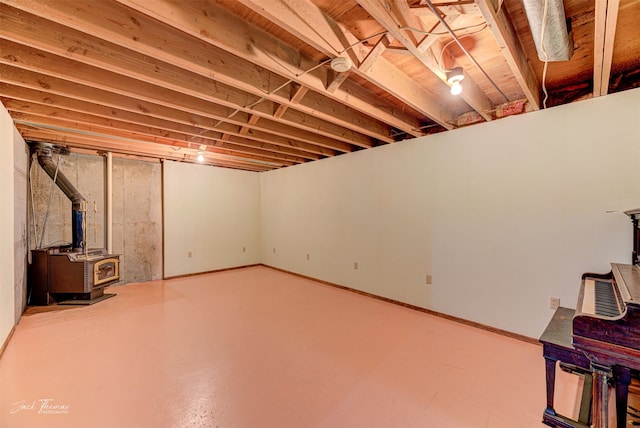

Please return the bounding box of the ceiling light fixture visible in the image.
[330,56,352,73]
[446,67,464,96]
[197,152,204,162]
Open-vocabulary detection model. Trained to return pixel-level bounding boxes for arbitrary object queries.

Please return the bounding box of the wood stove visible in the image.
[28,142,121,305]
[30,246,120,305]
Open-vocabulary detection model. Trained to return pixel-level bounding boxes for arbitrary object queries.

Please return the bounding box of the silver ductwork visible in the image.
[522,0,574,61]
[32,142,86,252]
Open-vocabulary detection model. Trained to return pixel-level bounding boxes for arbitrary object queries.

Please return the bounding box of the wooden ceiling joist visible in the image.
[0,43,354,154]
[2,0,399,145]
[7,106,304,167]
[17,127,278,172]
[0,7,373,151]
[593,0,620,97]
[410,2,480,16]
[476,0,540,110]
[356,0,495,122]
[111,0,422,140]
[0,0,637,172]
[8,107,314,166]
[2,0,396,145]
[0,66,336,159]
[237,0,454,131]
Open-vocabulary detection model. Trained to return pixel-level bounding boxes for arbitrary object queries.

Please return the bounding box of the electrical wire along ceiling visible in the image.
[0,0,639,171]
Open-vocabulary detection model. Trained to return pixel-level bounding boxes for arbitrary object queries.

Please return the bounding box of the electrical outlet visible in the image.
[550,297,560,310]
[242,246,246,253]
[354,262,359,270]
[306,253,310,260]
[273,248,276,254]
[188,251,192,258]
[426,275,432,285]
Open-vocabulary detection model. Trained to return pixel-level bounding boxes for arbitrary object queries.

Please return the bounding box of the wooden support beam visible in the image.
[410,2,480,16]
[16,126,277,171]
[107,0,408,142]
[237,0,454,131]
[593,0,620,97]
[0,5,371,149]
[0,83,322,161]
[6,105,306,165]
[273,85,309,119]
[476,0,540,110]
[0,68,333,158]
[239,114,261,136]
[416,15,462,53]
[0,44,351,154]
[357,0,494,122]
[359,35,391,73]
[326,70,351,93]
[387,0,425,46]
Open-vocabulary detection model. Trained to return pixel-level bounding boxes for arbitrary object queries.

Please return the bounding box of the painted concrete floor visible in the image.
[1,266,589,427]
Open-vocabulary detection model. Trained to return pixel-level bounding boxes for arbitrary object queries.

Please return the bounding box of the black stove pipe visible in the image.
[33,143,86,252]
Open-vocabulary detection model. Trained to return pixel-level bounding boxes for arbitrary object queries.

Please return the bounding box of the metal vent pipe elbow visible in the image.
[33,142,86,251]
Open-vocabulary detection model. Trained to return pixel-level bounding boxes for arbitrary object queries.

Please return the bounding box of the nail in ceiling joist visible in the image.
[237,0,455,131]
[476,0,540,110]
[356,0,494,122]
[593,0,620,97]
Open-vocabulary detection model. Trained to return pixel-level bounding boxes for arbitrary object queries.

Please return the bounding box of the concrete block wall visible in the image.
[28,152,162,290]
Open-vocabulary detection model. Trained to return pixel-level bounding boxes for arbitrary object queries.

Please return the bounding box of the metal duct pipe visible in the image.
[522,0,573,61]
[106,152,113,254]
[33,142,86,252]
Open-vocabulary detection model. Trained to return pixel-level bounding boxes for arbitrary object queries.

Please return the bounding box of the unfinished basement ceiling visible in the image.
[1,0,639,172]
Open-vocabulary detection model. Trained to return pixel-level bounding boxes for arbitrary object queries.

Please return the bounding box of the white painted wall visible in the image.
[13,127,28,322]
[1,101,27,348]
[261,88,640,338]
[163,160,261,277]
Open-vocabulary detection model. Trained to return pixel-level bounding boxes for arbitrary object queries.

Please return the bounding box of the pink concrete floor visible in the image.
[1,266,586,427]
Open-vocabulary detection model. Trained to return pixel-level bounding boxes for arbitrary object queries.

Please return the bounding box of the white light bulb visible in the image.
[450,81,463,96]
[197,153,204,162]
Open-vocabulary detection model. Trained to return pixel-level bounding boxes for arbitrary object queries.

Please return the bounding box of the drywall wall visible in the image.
[13,127,28,322]
[0,102,27,348]
[163,160,260,277]
[260,88,640,339]
[0,103,16,347]
[29,153,163,287]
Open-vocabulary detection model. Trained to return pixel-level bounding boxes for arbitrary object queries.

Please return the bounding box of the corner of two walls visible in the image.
[0,102,28,348]
[259,88,640,339]
[7,88,640,342]
[162,160,261,277]
[29,153,163,287]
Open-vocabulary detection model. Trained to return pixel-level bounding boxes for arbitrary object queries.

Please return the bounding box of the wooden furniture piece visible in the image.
[540,307,593,428]
[542,208,640,428]
[572,263,640,428]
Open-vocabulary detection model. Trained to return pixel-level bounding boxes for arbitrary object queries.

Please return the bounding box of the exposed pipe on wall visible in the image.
[106,151,113,254]
[32,142,86,252]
